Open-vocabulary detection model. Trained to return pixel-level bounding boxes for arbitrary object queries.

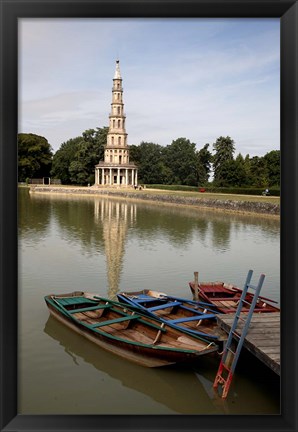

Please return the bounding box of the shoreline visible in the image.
[27,185,280,218]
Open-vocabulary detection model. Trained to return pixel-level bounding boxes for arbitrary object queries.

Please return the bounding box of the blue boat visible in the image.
[117,290,227,341]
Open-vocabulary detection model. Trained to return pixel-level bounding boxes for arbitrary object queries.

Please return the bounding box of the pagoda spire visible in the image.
[114,59,121,79]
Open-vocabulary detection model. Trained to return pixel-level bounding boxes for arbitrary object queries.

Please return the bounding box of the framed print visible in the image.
[1,1,297,431]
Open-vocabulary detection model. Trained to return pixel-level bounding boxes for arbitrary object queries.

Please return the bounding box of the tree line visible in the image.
[18,129,280,188]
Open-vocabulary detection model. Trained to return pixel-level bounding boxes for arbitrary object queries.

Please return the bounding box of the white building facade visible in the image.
[95,60,138,186]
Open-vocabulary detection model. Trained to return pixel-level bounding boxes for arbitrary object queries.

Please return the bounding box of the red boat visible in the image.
[188,280,279,314]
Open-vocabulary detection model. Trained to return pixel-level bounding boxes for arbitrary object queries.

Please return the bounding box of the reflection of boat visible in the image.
[43,315,221,414]
[189,281,279,314]
[117,290,226,342]
[44,291,218,368]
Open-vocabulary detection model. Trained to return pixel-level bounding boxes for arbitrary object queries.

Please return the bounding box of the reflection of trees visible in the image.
[210,219,231,252]
[25,192,279,283]
[18,188,51,242]
[38,194,106,255]
[129,203,279,252]
[230,215,279,240]
[210,213,279,252]
[130,204,210,247]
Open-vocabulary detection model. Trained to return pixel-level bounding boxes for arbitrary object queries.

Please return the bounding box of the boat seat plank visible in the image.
[169,313,216,324]
[137,318,167,332]
[213,300,234,306]
[148,301,181,311]
[91,315,141,328]
[119,296,161,305]
[69,304,111,314]
[179,304,214,314]
[54,297,95,306]
[135,298,164,304]
[208,297,240,301]
[56,297,95,306]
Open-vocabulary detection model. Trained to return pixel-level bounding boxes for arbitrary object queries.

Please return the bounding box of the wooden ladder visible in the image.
[213,270,265,399]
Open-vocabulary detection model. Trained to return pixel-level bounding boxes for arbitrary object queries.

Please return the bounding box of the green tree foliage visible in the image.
[51,136,82,184]
[69,128,107,185]
[246,156,269,187]
[233,153,250,186]
[51,127,108,184]
[18,133,53,182]
[129,142,166,184]
[212,136,235,186]
[217,154,248,187]
[35,126,279,189]
[197,144,212,185]
[263,150,280,187]
[163,138,199,186]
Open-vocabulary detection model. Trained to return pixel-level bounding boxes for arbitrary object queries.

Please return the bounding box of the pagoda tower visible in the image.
[95,60,138,186]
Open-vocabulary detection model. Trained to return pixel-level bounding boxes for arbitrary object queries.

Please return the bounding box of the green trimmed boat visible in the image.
[44,291,218,367]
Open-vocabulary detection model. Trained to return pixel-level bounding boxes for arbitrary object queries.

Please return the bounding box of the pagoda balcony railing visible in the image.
[96,162,137,168]
[109,114,126,119]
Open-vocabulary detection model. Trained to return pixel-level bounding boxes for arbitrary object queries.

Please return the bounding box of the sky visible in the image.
[19,18,280,156]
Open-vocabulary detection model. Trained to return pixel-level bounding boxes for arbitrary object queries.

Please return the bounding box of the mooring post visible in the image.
[194,271,199,302]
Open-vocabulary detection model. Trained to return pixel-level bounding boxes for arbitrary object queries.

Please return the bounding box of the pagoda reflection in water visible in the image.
[94,199,137,298]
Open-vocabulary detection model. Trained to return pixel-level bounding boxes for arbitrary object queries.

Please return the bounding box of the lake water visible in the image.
[18,188,280,415]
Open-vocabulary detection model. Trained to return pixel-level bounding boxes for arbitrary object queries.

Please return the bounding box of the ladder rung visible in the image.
[232,331,240,338]
[236,315,246,322]
[227,347,236,355]
[221,363,231,372]
[217,376,227,384]
[241,299,251,305]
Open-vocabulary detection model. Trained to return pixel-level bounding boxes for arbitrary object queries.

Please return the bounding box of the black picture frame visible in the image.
[1,1,297,431]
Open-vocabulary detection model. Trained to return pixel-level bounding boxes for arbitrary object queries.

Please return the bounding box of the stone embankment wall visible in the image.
[29,186,280,216]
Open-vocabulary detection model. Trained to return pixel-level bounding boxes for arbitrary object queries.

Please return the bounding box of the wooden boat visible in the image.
[188,281,280,314]
[117,290,227,341]
[44,291,218,367]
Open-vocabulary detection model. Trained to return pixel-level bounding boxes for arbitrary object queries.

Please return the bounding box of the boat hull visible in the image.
[189,282,279,314]
[45,292,218,368]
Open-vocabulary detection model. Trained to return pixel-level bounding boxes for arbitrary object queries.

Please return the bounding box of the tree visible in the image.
[212,136,235,186]
[263,150,280,187]
[247,156,268,187]
[130,142,166,184]
[51,136,82,184]
[18,133,53,182]
[219,154,248,187]
[51,127,108,185]
[233,153,250,186]
[70,127,108,185]
[163,138,199,186]
[197,144,212,185]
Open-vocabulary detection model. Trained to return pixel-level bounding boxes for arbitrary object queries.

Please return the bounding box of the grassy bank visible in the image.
[27,185,280,217]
